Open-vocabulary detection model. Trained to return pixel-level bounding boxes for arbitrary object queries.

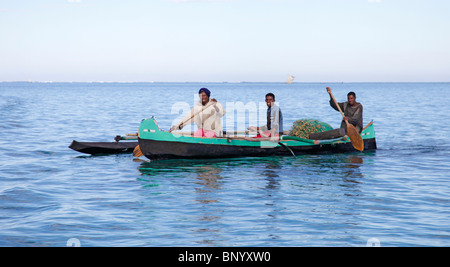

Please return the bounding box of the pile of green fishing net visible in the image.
[288,119,333,139]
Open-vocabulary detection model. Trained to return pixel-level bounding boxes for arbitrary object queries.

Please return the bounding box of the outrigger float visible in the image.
[69,134,138,155]
[137,117,377,160]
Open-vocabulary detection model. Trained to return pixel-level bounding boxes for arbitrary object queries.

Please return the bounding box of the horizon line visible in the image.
[1,80,449,84]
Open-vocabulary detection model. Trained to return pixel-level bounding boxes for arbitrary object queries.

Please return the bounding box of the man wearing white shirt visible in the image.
[171,88,226,137]
[249,93,283,138]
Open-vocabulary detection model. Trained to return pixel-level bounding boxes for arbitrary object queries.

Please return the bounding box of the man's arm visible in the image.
[213,100,226,117]
[327,87,345,112]
[270,104,281,136]
[170,106,196,132]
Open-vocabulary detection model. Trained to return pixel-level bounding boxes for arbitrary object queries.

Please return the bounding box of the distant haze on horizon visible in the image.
[1,0,449,83]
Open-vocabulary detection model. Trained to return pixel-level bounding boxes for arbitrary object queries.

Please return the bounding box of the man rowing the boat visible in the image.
[248,93,284,138]
[170,88,226,137]
[327,87,363,133]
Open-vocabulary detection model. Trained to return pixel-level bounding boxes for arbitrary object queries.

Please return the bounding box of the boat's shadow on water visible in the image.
[137,151,375,181]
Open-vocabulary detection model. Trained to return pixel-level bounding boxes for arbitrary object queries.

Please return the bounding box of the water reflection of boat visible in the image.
[137,154,367,180]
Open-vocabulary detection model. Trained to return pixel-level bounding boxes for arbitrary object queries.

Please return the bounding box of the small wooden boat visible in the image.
[137,117,377,160]
[69,135,138,155]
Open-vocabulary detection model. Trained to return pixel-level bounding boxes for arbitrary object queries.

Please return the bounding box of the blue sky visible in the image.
[0,0,449,82]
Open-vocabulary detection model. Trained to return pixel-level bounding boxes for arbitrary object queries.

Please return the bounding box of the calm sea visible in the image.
[1,82,449,247]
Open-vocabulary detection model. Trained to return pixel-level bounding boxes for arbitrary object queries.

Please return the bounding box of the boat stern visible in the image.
[361,121,377,150]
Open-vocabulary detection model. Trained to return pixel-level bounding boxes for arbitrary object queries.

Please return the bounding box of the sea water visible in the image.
[1,82,449,246]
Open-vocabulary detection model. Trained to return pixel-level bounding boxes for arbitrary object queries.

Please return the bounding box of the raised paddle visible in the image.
[327,88,364,152]
[133,101,216,157]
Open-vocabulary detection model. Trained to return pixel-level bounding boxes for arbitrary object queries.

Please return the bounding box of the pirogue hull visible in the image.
[138,117,377,160]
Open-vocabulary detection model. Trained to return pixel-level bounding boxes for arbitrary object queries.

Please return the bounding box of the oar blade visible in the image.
[133,145,143,157]
[347,124,364,151]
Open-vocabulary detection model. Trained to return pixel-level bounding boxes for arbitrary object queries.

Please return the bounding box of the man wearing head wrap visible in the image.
[170,88,226,137]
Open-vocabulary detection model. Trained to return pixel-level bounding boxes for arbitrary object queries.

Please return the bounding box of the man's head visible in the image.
[265,93,275,108]
[199,88,211,105]
[347,91,356,106]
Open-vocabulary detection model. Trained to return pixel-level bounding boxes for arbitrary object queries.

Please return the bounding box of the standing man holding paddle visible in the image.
[327,87,363,133]
[327,87,364,151]
[170,88,226,137]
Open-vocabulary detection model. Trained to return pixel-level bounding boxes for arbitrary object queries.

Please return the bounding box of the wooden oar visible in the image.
[328,90,364,152]
[133,101,216,157]
[133,144,143,157]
